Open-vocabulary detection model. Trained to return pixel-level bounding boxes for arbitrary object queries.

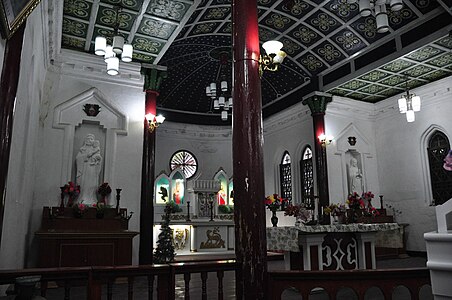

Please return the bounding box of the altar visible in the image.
[266,223,401,271]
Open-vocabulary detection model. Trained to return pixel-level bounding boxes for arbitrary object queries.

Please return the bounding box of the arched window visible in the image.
[279,151,292,204]
[300,146,313,205]
[427,131,452,205]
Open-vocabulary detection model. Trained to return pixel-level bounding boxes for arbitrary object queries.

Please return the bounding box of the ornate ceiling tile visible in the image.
[401,79,425,89]
[218,22,232,34]
[63,0,92,21]
[257,0,276,8]
[359,84,387,94]
[339,79,367,90]
[137,17,177,39]
[313,41,344,66]
[188,22,222,36]
[261,12,296,33]
[187,9,202,24]
[381,59,415,72]
[306,10,341,34]
[379,88,403,97]
[199,7,231,21]
[402,65,435,77]
[420,69,451,81]
[132,52,155,63]
[387,6,417,31]
[132,36,165,54]
[297,53,326,74]
[405,45,444,62]
[96,6,137,31]
[62,17,88,38]
[364,95,384,102]
[328,88,349,96]
[147,0,191,22]
[325,0,359,22]
[331,30,365,55]
[275,0,314,17]
[347,92,367,100]
[426,53,452,68]
[280,37,304,56]
[379,74,407,86]
[62,35,86,50]
[358,70,390,82]
[289,24,321,47]
[350,17,387,43]
[435,36,452,49]
[100,0,143,12]
[259,27,279,42]
[412,0,440,14]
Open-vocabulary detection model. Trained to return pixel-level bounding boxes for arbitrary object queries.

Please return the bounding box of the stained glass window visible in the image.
[427,131,452,205]
[279,151,292,204]
[300,146,313,205]
[170,150,198,179]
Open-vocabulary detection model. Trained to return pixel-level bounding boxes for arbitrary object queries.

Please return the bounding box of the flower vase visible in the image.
[338,214,346,224]
[271,209,278,227]
[67,195,74,207]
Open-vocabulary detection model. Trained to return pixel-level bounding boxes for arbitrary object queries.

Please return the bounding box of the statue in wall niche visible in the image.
[76,134,102,205]
[348,156,363,196]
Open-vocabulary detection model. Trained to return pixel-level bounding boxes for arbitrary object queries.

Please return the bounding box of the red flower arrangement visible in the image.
[284,204,311,223]
[98,182,112,197]
[265,194,287,211]
[346,192,366,210]
[60,181,80,207]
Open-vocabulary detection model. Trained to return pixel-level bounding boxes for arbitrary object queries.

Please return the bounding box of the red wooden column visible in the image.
[0,25,25,248]
[302,92,332,219]
[232,1,267,299]
[139,67,167,265]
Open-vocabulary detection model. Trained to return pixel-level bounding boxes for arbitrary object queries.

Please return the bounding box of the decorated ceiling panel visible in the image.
[61,0,452,124]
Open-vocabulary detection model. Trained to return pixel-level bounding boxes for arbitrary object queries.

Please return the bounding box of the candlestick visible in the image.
[116,188,122,214]
[186,200,191,222]
[379,195,384,209]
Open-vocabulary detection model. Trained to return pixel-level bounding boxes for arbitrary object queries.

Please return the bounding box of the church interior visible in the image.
[1,0,452,299]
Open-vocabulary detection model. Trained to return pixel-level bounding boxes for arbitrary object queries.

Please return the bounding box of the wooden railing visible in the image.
[0,263,431,300]
[267,267,431,300]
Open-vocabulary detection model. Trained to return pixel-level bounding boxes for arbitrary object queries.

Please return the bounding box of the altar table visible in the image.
[266,223,401,271]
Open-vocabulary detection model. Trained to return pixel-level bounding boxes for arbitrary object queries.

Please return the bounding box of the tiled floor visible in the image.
[40,254,430,299]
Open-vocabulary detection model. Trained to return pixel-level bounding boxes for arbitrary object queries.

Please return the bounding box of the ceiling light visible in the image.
[398,77,421,123]
[352,0,404,33]
[206,52,233,121]
[94,7,133,76]
[145,113,165,132]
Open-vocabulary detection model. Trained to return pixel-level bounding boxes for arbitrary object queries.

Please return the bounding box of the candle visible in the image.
[314,198,319,221]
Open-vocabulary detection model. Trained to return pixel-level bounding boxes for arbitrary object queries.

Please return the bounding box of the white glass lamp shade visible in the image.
[390,0,403,11]
[214,99,220,110]
[375,0,386,5]
[221,81,227,91]
[273,51,287,64]
[228,97,233,107]
[224,100,229,110]
[104,45,115,62]
[398,97,407,113]
[406,110,415,122]
[145,113,155,122]
[112,35,124,54]
[375,5,389,33]
[359,0,372,16]
[121,43,133,62]
[318,134,326,143]
[106,56,119,75]
[210,83,217,95]
[262,40,283,56]
[95,36,107,56]
[219,96,225,107]
[206,86,211,96]
[155,114,165,124]
[221,110,228,121]
[412,95,421,112]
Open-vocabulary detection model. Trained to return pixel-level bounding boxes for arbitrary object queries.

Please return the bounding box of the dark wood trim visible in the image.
[0,24,25,249]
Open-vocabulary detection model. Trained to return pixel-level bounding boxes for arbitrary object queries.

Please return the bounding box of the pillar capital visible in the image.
[141,66,168,92]
[302,92,332,115]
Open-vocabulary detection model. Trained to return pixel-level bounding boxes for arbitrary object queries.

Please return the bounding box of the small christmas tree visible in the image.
[153,202,179,263]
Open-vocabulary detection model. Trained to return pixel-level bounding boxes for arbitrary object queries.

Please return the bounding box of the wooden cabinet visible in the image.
[35,207,138,268]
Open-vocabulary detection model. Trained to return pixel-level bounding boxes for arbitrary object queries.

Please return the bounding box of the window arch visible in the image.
[427,131,452,205]
[300,146,313,205]
[279,151,292,204]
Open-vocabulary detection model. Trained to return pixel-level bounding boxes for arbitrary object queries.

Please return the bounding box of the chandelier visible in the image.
[398,78,421,123]
[94,7,133,75]
[259,40,287,78]
[206,52,233,121]
[348,0,404,33]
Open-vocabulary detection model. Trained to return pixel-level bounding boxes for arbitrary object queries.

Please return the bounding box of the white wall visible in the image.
[0,3,47,269]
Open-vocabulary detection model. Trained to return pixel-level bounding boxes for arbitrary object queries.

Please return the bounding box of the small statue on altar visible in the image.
[76,134,102,205]
[348,156,363,196]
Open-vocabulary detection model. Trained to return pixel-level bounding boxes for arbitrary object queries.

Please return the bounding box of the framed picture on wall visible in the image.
[0,0,41,39]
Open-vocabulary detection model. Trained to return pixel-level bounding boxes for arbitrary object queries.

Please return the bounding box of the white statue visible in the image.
[348,156,363,196]
[75,134,102,204]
